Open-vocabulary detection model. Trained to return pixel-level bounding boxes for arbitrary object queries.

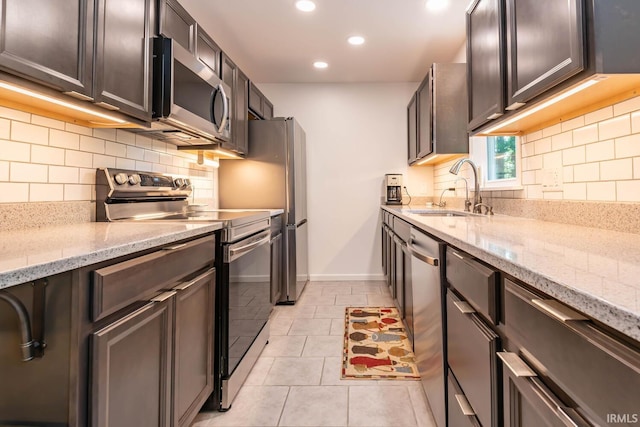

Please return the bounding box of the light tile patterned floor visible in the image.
[192,281,437,427]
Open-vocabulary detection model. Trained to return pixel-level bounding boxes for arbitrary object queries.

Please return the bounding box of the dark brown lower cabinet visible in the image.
[448,370,482,427]
[92,299,173,427]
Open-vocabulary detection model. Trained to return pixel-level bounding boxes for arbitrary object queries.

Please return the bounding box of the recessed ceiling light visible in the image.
[425,0,448,12]
[313,61,328,69]
[347,36,365,46]
[296,0,316,12]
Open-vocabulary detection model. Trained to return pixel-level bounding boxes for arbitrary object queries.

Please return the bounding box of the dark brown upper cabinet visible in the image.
[158,0,196,54]
[407,93,418,164]
[220,53,248,155]
[0,0,152,121]
[466,0,506,131]
[505,0,584,109]
[196,28,222,77]
[248,82,274,120]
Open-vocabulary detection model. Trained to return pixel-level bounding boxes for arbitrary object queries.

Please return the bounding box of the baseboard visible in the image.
[308,273,385,282]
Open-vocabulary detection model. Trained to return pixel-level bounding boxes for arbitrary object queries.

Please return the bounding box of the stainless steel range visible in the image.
[96,168,272,411]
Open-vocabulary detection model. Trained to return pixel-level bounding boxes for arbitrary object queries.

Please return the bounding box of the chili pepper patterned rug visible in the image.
[342,307,420,380]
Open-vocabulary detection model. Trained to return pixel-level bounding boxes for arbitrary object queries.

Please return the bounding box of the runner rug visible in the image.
[342,307,420,380]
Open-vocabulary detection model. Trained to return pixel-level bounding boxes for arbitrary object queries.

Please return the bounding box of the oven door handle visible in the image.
[228,232,270,261]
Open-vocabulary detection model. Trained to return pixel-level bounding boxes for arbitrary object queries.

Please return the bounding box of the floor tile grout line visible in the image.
[276,385,292,427]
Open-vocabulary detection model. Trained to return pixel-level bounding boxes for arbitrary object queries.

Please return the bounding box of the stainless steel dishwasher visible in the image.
[408,227,446,427]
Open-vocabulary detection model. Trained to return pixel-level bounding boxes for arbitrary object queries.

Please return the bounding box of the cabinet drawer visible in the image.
[448,370,482,427]
[92,235,215,321]
[504,279,640,426]
[447,290,500,427]
[446,247,498,324]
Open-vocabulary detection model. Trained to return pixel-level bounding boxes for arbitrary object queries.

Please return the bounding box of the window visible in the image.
[470,135,522,190]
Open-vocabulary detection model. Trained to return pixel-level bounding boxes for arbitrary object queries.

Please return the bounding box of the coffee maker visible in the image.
[384,174,403,205]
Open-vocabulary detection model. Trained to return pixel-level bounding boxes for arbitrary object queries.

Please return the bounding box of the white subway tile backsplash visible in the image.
[0,140,30,162]
[93,128,117,141]
[598,115,631,140]
[551,132,572,151]
[0,161,8,181]
[573,163,599,182]
[526,129,543,142]
[587,181,616,201]
[172,156,185,167]
[542,123,562,138]
[613,96,640,116]
[115,157,136,170]
[614,134,640,159]
[79,168,95,184]
[563,166,574,183]
[152,163,167,173]
[31,115,65,130]
[524,155,543,171]
[92,154,116,169]
[617,180,640,202]
[152,140,167,153]
[534,138,551,155]
[543,151,562,168]
[600,158,633,181]
[0,118,10,139]
[144,150,160,164]
[632,111,640,134]
[572,124,598,146]
[543,191,563,200]
[522,170,536,185]
[560,116,585,132]
[585,106,613,125]
[64,123,92,136]
[30,183,63,202]
[0,183,28,202]
[126,145,145,160]
[79,135,105,154]
[11,121,48,145]
[65,150,93,168]
[105,141,127,157]
[135,134,153,149]
[116,129,136,144]
[585,140,615,162]
[528,185,543,199]
[32,145,65,165]
[49,129,80,150]
[563,183,587,200]
[0,106,30,122]
[135,161,152,171]
[64,184,92,201]
[634,158,640,179]
[562,146,585,165]
[49,166,79,183]
[159,153,173,166]
[10,162,47,182]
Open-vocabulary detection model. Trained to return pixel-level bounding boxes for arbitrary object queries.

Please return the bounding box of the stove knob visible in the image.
[128,174,141,185]
[114,172,128,185]
[183,179,191,187]
[174,178,185,188]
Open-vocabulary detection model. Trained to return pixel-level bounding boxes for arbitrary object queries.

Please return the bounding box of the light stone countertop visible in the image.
[0,222,222,290]
[382,205,640,342]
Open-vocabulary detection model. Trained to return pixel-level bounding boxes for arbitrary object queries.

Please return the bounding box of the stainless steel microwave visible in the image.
[137,36,232,147]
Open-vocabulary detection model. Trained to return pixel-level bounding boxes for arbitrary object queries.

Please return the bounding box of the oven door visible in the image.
[154,37,231,144]
[225,229,272,376]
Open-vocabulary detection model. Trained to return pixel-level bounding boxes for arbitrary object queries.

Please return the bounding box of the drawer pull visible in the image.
[150,291,177,303]
[497,352,537,377]
[163,243,187,251]
[407,240,439,266]
[451,250,465,260]
[531,299,587,322]
[454,394,476,416]
[453,300,476,314]
[172,268,215,291]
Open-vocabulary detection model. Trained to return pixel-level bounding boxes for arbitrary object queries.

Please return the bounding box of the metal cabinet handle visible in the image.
[451,250,465,260]
[531,299,587,322]
[150,291,177,303]
[392,235,406,247]
[173,268,215,291]
[407,240,439,266]
[454,394,476,416]
[229,235,270,257]
[453,300,476,314]
[163,243,187,251]
[497,352,537,377]
[217,83,229,134]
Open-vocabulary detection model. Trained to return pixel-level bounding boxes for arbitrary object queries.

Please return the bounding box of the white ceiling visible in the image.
[179,0,468,84]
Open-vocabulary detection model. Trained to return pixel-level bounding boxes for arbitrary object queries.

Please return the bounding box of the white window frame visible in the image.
[469,135,522,190]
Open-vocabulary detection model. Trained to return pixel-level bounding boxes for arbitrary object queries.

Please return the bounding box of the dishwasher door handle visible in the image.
[407,240,439,266]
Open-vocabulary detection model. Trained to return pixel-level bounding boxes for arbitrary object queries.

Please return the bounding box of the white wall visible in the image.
[259,83,431,280]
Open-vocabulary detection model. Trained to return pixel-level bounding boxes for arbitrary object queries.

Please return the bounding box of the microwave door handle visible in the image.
[216,83,229,133]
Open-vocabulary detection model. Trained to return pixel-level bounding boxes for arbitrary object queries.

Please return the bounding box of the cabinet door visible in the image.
[417,70,433,159]
[393,235,405,317]
[91,300,173,427]
[0,0,93,96]
[248,83,263,118]
[263,98,274,120]
[467,0,505,131]
[270,233,283,304]
[407,94,418,164]
[159,0,195,53]
[505,0,584,108]
[93,0,152,120]
[173,269,215,427]
[196,28,221,77]
[235,69,249,155]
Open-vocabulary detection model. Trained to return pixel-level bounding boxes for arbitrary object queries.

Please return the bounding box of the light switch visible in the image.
[542,168,563,191]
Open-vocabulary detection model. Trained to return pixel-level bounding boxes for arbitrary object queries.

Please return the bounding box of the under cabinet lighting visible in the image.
[483,77,604,134]
[0,80,128,124]
[348,36,365,46]
[295,0,316,12]
[416,154,439,166]
[313,61,328,69]
[197,151,220,168]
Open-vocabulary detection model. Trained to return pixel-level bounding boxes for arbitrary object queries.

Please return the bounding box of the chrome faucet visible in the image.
[449,158,482,214]
[454,177,471,212]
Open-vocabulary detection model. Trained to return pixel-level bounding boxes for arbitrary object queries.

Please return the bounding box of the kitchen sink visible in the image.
[402,209,476,217]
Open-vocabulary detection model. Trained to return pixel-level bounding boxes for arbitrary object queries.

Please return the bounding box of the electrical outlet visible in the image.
[542,168,563,191]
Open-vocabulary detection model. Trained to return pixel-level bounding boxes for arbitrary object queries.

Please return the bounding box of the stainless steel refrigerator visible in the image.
[219,117,309,303]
